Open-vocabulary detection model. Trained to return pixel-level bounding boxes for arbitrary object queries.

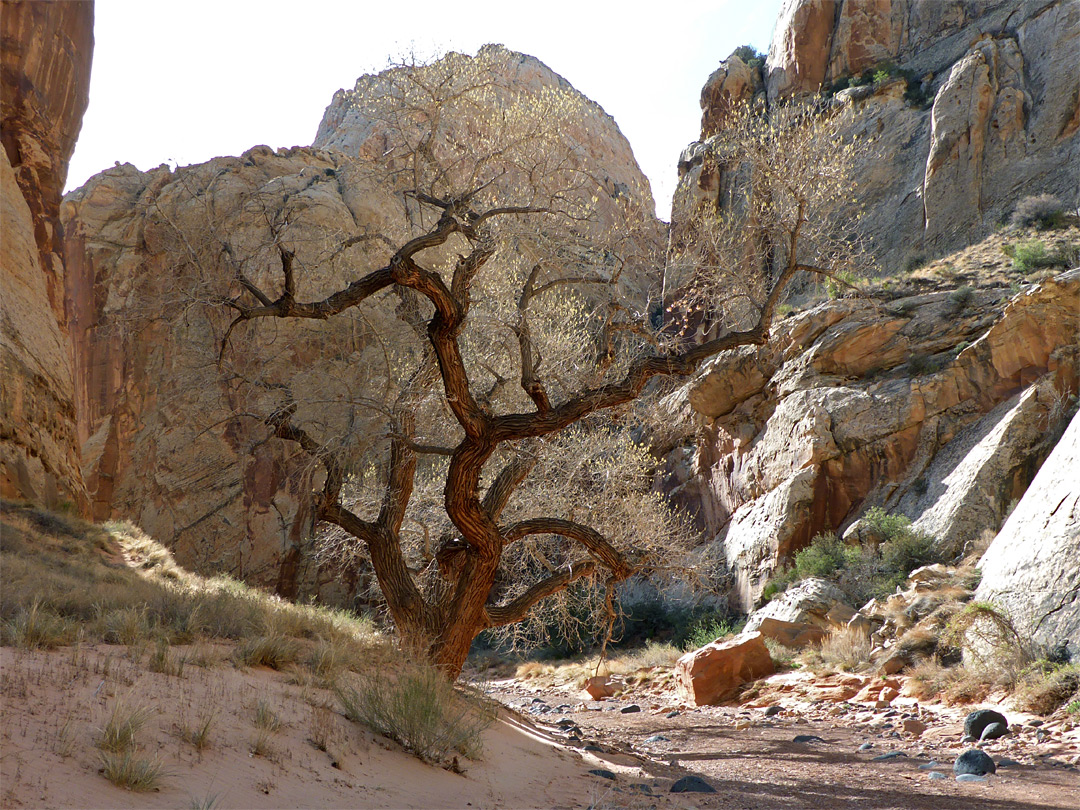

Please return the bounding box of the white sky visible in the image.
[66,0,780,219]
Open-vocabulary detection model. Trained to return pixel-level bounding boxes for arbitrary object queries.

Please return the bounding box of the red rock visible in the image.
[903,719,927,737]
[584,676,616,700]
[675,631,774,706]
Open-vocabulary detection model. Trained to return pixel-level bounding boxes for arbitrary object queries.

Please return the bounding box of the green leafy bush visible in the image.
[765,510,941,606]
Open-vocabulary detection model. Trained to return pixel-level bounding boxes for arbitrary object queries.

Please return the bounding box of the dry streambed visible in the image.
[478,669,1080,810]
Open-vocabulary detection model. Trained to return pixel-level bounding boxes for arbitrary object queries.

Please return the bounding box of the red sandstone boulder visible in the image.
[675,631,774,706]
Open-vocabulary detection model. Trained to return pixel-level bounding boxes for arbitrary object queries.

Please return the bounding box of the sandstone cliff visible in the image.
[1,0,93,512]
[675,0,1080,273]
[660,262,1078,610]
[975,409,1080,660]
[62,47,664,600]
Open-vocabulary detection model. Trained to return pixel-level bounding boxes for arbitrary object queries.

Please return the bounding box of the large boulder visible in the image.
[675,631,774,706]
[745,578,852,633]
[975,411,1080,659]
[1,0,94,512]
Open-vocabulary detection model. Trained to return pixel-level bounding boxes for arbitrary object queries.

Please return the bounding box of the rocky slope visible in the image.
[675,0,1080,274]
[1,0,94,513]
[61,46,664,599]
[659,261,1079,610]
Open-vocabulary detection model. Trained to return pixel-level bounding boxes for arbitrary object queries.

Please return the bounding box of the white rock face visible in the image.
[975,411,1080,658]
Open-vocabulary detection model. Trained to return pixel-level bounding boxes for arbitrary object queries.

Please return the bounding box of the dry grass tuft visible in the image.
[1014,664,1080,715]
[337,661,493,765]
[98,700,154,753]
[99,749,166,791]
[800,627,873,674]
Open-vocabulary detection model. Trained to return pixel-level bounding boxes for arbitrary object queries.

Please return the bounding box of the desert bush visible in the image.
[902,253,927,273]
[680,615,745,652]
[731,45,765,67]
[234,634,301,670]
[1014,662,1080,715]
[253,700,281,732]
[336,662,493,764]
[2,600,77,648]
[767,511,941,606]
[948,285,974,308]
[181,713,214,751]
[1009,194,1066,230]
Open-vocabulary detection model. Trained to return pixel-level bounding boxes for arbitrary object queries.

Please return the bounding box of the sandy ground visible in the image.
[478,671,1080,810]
[0,644,618,810]
[2,643,1077,809]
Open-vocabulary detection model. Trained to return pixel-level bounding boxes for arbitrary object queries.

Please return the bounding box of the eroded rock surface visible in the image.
[676,0,1080,272]
[975,410,1080,659]
[675,631,774,705]
[661,270,1079,609]
[1,0,94,512]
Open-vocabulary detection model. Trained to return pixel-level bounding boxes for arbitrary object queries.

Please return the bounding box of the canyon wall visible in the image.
[675,0,1080,277]
[1,0,93,513]
[62,46,663,600]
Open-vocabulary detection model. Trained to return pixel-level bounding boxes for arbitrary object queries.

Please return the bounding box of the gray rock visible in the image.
[918,761,940,770]
[998,758,1020,768]
[955,748,996,776]
[928,771,947,780]
[588,769,617,780]
[956,774,988,783]
[964,710,1008,741]
[643,735,670,744]
[764,705,782,717]
[858,742,874,751]
[665,710,680,719]
[793,735,825,743]
[620,704,641,714]
[981,722,1008,741]
[670,775,716,794]
[873,751,908,761]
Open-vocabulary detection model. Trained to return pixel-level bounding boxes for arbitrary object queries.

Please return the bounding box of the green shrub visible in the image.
[873,68,891,85]
[681,615,746,651]
[337,662,493,765]
[731,45,766,68]
[766,511,942,607]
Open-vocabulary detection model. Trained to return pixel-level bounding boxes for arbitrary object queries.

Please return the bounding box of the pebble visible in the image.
[956,774,988,783]
[793,735,825,743]
[927,772,947,780]
[872,751,907,761]
[620,704,641,714]
[997,758,1020,768]
[588,769,617,780]
[584,745,603,753]
[858,742,874,751]
[643,735,670,744]
[981,722,1008,741]
[917,761,940,770]
[764,706,782,717]
[665,711,680,719]
[670,775,716,794]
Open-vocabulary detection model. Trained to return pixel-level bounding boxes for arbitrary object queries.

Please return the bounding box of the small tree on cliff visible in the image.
[216,56,870,678]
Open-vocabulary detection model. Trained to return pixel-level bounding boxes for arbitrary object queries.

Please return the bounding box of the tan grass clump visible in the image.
[337,661,493,765]
[800,627,874,674]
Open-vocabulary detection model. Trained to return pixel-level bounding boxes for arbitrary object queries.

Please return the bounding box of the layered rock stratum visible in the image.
[62,46,663,598]
[1,0,94,513]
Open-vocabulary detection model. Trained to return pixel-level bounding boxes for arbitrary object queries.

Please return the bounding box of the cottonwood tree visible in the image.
[214,57,871,678]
